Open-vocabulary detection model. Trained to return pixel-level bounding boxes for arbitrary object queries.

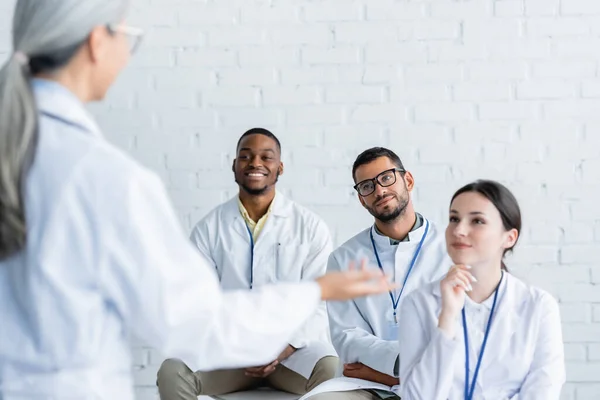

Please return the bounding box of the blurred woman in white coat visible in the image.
[0,1,393,399]
[397,180,565,400]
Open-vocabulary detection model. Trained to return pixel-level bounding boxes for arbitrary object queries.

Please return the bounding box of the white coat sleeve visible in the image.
[288,218,334,350]
[509,293,565,400]
[326,253,398,375]
[398,294,459,400]
[101,170,321,372]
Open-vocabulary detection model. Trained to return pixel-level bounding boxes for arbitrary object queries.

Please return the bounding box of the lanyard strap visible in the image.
[462,271,504,400]
[369,219,429,323]
[245,224,254,290]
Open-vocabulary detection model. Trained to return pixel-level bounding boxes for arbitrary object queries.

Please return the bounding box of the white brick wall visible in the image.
[2,0,600,399]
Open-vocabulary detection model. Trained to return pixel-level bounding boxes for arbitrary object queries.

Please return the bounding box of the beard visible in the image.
[366,193,409,222]
[239,184,270,196]
[235,173,279,196]
[366,177,410,223]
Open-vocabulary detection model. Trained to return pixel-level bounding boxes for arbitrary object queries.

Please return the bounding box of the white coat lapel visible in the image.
[480,273,519,372]
[224,197,252,243]
[232,215,251,243]
[253,191,292,251]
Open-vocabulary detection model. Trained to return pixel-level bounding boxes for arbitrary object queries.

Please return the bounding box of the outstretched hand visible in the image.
[317,259,398,301]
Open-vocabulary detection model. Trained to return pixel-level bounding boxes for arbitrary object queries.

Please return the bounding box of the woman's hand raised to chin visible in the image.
[438,264,477,338]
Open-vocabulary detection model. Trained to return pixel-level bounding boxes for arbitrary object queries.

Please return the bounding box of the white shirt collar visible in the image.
[372,212,425,247]
[32,78,103,138]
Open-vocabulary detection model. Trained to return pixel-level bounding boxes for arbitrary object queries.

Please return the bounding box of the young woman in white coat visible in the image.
[0,2,394,399]
[397,180,565,400]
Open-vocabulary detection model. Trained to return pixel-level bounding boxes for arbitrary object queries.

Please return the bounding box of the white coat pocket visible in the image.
[275,244,310,282]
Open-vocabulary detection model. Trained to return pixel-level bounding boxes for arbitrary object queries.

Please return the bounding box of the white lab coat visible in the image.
[189,193,337,379]
[0,79,322,400]
[397,272,566,400]
[323,219,450,391]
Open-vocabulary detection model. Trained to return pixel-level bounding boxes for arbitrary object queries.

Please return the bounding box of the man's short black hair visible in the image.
[236,128,281,153]
[352,147,405,182]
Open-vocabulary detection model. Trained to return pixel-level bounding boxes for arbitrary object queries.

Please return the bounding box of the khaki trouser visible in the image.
[308,389,400,400]
[157,356,339,400]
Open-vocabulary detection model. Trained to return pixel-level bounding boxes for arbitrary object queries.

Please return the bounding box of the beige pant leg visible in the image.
[267,355,339,395]
[156,358,262,400]
[265,363,308,395]
[307,389,380,400]
[305,356,339,392]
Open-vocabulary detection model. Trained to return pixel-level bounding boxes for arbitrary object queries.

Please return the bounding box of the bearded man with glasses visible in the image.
[304,147,451,400]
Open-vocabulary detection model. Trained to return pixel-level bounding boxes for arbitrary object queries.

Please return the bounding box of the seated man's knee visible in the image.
[307,356,340,391]
[157,358,189,384]
[316,356,339,379]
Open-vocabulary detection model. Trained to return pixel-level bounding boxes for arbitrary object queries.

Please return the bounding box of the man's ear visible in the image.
[403,171,415,192]
[278,162,284,176]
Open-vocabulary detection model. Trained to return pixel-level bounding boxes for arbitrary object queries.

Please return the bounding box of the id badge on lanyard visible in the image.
[385,308,400,341]
[370,220,429,340]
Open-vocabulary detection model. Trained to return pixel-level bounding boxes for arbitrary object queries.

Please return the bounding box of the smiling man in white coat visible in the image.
[305,147,451,400]
[157,128,339,399]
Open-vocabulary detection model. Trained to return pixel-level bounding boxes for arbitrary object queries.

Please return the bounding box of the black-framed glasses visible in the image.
[107,23,144,54]
[354,168,405,197]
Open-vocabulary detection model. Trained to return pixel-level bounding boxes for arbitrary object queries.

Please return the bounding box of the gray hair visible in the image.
[0,0,129,260]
